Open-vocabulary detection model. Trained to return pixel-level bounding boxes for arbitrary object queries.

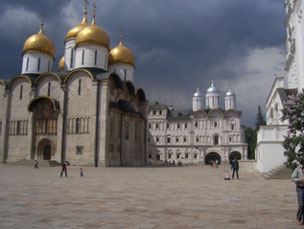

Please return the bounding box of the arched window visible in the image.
[20,85,23,100]
[26,57,29,71]
[214,121,217,127]
[78,79,82,95]
[177,123,180,129]
[125,122,129,140]
[81,50,85,65]
[48,82,51,97]
[214,135,219,145]
[183,137,187,143]
[37,58,41,71]
[48,60,51,72]
[94,50,97,65]
[70,49,74,68]
[76,118,80,134]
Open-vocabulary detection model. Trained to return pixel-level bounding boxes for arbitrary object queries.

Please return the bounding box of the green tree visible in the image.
[255,105,266,130]
[245,126,257,159]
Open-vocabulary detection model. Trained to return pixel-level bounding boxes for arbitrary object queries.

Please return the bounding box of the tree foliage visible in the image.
[281,90,304,170]
[245,126,256,159]
[255,105,266,130]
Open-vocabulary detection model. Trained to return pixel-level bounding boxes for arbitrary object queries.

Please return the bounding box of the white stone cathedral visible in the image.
[0,3,148,166]
[256,0,304,173]
[147,81,247,164]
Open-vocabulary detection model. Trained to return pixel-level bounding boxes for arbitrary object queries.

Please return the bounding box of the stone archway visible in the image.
[205,152,221,165]
[229,151,242,161]
[37,139,54,160]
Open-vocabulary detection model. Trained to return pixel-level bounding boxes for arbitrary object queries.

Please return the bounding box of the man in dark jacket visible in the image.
[60,162,67,177]
[231,157,239,179]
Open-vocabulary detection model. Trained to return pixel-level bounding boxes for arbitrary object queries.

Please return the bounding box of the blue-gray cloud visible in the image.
[0,0,286,126]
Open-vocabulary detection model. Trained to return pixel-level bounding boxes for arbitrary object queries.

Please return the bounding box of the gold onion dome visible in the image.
[65,12,88,42]
[23,28,56,58]
[58,56,64,72]
[75,15,110,49]
[109,34,135,67]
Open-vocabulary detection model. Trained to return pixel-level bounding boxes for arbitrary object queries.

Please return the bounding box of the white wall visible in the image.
[75,45,108,70]
[22,53,53,74]
[109,64,134,82]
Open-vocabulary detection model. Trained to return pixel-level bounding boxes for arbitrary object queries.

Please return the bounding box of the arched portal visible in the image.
[37,139,54,160]
[43,145,51,160]
[229,151,242,161]
[205,152,221,165]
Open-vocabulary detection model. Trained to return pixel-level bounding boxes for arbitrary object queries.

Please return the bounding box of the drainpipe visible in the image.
[61,85,68,164]
[120,113,123,166]
[94,81,100,167]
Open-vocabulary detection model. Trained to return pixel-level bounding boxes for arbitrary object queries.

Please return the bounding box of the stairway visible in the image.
[262,165,292,179]
[10,159,61,167]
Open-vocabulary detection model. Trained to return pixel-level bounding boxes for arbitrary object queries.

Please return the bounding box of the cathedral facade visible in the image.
[0,5,148,166]
[147,82,247,164]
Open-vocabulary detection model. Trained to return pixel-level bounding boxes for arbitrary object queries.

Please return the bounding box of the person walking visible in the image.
[34,160,39,169]
[80,168,84,177]
[60,162,67,177]
[231,157,239,179]
[292,162,304,226]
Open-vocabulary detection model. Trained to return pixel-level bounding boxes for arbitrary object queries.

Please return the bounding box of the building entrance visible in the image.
[205,152,221,165]
[43,144,51,160]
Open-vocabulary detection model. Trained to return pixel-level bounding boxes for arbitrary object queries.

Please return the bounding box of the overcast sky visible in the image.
[0,0,286,127]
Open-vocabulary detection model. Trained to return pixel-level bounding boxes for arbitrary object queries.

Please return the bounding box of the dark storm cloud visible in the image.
[0,0,286,126]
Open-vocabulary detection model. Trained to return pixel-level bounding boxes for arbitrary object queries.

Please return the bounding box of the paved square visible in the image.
[0,164,299,228]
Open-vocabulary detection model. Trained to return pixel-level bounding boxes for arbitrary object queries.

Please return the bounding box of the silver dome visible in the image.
[226,90,236,96]
[206,86,220,94]
[193,88,203,97]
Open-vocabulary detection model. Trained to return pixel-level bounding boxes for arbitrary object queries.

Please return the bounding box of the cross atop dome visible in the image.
[40,12,45,33]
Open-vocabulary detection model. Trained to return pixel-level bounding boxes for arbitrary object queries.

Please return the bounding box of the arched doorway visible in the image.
[156,154,160,160]
[205,152,221,165]
[229,151,242,161]
[37,139,53,160]
[43,145,51,160]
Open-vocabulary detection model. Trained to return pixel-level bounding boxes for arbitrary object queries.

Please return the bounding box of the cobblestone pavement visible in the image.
[0,164,300,229]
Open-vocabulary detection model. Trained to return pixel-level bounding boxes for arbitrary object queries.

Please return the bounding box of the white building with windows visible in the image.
[256,0,304,173]
[0,3,148,166]
[147,82,247,164]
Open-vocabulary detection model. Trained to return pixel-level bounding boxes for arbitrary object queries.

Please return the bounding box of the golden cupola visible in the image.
[58,56,64,72]
[22,20,55,58]
[109,32,135,68]
[75,8,110,49]
[65,8,88,42]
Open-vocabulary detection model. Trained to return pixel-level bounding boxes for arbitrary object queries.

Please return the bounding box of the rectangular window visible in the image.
[104,54,107,68]
[78,79,81,96]
[94,50,97,65]
[76,146,83,155]
[195,122,198,128]
[168,154,172,159]
[185,123,187,129]
[177,123,180,129]
[176,137,179,143]
[167,137,171,143]
[48,60,50,72]
[214,122,217,127]
[70,49,73,68]
[81,50,85,65]
[156,124,159,129]
[159,110,162,115]
[26,57,29,71]
[37,58,40,72]
[20,85,23,100]
[194,154,197,159]
[48,82,51,97]
[153,111,156,115]
[185,153,189,159]
[167,123,170,129]
[231,124,235,130]
[177,154,180,159]
[156,137,159,143]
